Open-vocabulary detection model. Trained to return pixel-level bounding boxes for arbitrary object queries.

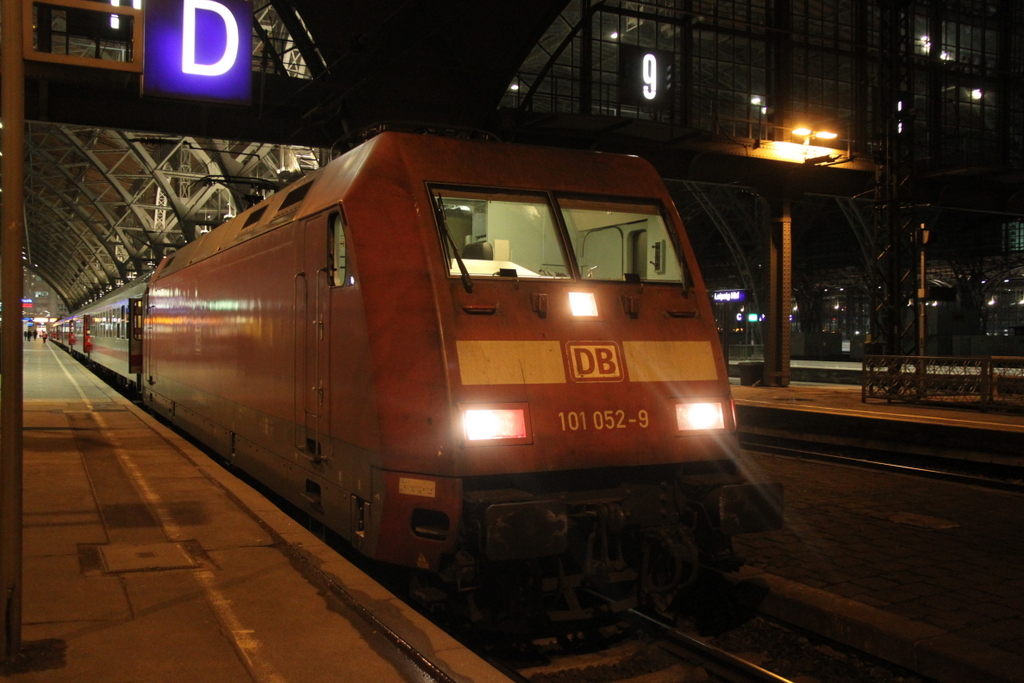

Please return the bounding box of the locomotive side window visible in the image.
[557,198,684,283]
[328,211,348,287]
[431,187,571,279]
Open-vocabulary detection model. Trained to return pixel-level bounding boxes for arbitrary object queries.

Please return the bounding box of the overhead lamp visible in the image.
[793,127,836,140]
[792,128,840,164]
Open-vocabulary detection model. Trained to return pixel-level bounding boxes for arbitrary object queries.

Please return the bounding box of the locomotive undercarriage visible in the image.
[424,466,782,628]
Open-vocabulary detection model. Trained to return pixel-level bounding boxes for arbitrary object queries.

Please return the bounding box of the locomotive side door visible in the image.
[295,210,335,462]
[128,298,144,376]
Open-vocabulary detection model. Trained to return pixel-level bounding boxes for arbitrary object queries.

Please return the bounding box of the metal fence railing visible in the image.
[728,344,765,361]
[862,355,1024,412]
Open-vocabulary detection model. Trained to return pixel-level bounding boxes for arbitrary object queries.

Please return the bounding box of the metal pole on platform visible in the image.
[1,0,26,660]
[763,199,792,387]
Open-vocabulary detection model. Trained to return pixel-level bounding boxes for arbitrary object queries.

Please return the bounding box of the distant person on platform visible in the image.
[41,331,48,344]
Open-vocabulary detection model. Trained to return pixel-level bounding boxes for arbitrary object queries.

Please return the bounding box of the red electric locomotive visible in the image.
[139,131,781,619]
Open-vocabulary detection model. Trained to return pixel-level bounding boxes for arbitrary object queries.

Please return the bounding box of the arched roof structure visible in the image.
[10,0,1024,321]
[15,0,571,309]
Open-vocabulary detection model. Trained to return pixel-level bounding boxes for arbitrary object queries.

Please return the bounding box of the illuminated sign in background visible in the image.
[712,289,747,303]
[143,0,251,104]
[619,45,673,110]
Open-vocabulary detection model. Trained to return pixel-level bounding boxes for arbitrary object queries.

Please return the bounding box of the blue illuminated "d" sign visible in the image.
[143,0,251,104]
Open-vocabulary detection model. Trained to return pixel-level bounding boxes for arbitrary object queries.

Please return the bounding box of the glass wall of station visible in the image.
[503,0,1024,175]
[503,1,1024,356]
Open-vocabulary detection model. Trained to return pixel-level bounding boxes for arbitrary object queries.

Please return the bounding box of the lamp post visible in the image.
[751,97,766,148]
[917,224,929,356]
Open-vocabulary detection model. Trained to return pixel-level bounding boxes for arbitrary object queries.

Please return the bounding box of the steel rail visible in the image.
[624,606,796,683]
[739,434,1024,495]
[580,591,795,683]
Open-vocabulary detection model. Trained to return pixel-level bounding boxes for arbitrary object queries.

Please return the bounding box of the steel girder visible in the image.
[23,123,321,310]
[14,0,322,310]
[666,179,767,336]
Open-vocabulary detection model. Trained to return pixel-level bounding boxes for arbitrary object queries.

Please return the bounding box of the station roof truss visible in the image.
[24,125,322,310]
[12,0,1024,319]
[13,0,568,309]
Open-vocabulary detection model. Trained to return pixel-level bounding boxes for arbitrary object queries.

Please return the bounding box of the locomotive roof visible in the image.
[152,132,665,281]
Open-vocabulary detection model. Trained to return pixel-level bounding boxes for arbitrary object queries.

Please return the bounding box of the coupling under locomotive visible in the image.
[81,131,783,619]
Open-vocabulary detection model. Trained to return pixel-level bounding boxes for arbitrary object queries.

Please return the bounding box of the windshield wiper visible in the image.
[433,193,473,293]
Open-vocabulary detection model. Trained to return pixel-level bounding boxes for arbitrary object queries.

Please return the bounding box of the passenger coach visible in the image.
[53,278,147,391]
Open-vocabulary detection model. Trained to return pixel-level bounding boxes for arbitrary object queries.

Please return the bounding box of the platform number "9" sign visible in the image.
[620,45,670,108]
[642,53,657,100]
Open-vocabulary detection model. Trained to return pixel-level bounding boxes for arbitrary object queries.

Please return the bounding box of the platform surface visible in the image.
[6,344,1023,682]
[733,374,1024,433]
[730,379,1024,683]
[1,341,509,682]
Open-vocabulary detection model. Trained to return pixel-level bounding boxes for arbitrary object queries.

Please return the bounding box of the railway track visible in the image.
[625,608,796,683]
[479,580,931,683]
[738,432,1024,494]
[487,608,797,683]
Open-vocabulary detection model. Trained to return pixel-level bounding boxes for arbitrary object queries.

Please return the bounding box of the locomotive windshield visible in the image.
[557,197,683,283]
[432,186,684,283]
[434,188,572,279]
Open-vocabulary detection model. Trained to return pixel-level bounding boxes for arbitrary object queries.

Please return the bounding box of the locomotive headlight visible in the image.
[463,408,528,442]
[675,402,726,431]
[568,292,599,317]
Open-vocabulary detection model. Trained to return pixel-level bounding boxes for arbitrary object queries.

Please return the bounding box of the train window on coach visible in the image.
[557,197,684,283]
[431,187,571,280]
[328,211,348,287]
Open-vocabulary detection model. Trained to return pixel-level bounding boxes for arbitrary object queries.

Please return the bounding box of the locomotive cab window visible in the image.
[328,210,348,287]
[557,198,684,284]
[431,187,571,280]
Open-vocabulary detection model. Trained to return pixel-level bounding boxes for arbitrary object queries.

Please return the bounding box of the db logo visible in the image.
[566,342,624,382]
